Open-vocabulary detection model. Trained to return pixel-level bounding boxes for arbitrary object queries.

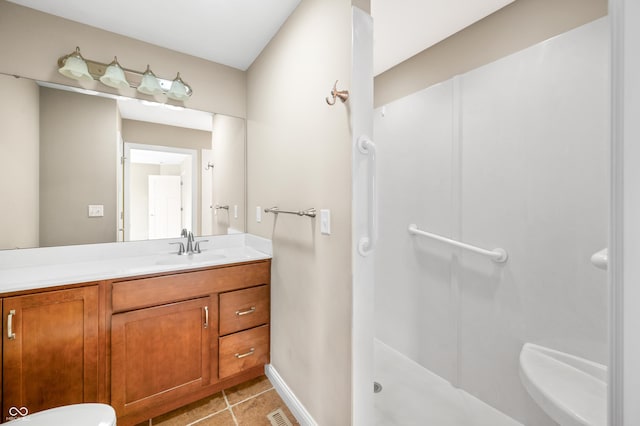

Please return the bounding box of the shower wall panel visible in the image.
[374,80,458,384]
[458,17,608,422]
[374,17,608,425]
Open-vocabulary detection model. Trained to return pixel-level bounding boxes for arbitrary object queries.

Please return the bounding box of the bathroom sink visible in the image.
[155,253,226,266]
[519,343,606,426]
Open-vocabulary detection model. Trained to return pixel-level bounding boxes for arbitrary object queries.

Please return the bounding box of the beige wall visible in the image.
[39,87,118,246]
[0,74,39,249]
[0,0,246,118]
[374,0,608,107]
[247,0,353,423]
[211,114,245,234]
[121,120,212,151]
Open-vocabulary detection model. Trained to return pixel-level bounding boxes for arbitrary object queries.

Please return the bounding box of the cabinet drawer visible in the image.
[112,261,271,312]
[219,285,269,336]
[219,325,269,379]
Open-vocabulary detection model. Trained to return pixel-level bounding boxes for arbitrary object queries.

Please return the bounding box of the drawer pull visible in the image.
[7,309,16,340]
[235,307,256,316]
[204,306,209,329]
[235,348,255,359]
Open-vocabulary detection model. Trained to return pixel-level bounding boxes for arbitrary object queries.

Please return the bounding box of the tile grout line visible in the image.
[184,390,235,426]
[228,385,275,408]
[223,390,240,426]
[185,406,234,426]
[152,379,276,426]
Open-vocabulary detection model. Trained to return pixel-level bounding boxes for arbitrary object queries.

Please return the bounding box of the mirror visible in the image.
[0,73,246,250]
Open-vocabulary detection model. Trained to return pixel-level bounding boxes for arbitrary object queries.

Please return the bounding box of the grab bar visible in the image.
[357,135,377,256]
[408,224,508,263]
[264,207,317,218]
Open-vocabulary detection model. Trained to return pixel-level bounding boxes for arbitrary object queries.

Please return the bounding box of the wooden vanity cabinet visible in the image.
[0,259,270,425]
[109,260,271,425]
[1,286,100,421]
[110,296,215,416]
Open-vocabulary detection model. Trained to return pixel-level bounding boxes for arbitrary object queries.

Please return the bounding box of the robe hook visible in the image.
[326,80,349,105]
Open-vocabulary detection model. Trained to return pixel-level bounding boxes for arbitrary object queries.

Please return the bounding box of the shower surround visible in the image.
[373,18,609,425]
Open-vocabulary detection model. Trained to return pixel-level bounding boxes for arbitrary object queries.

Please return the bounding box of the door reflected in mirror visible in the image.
[0,74,246,250]
[125,144,197,242]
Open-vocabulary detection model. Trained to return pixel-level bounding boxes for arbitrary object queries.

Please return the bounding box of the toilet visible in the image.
[5,403,116,425]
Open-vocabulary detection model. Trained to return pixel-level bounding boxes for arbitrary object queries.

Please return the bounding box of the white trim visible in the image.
[609,0,624,423]
[264,364,318,426]
[350,6,375,426]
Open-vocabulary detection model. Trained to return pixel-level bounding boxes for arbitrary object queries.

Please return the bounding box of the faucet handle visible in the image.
[194,240,209,254]
[169,242,186,255]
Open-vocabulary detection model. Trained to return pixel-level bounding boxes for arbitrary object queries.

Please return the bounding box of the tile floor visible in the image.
[135,376,299,426]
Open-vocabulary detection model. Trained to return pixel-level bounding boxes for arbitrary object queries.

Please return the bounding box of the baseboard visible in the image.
[265,364,318,426]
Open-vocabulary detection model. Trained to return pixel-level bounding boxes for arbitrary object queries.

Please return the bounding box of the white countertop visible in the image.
[0,233,272,294]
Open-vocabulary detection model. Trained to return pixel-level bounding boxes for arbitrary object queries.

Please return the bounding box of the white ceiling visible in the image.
[18,0,514,128]
[130,148,190,166]
[7,0,302,71]
[11,0,514,75]
[371,0,514,75]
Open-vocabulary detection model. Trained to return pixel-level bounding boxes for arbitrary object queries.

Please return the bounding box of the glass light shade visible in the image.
[166,73,191,101]
[58,48,93,82]
[99,57,129,90]
[137,65,163,96]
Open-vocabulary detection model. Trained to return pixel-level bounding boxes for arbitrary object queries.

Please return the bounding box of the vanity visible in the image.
[0,234,271,425]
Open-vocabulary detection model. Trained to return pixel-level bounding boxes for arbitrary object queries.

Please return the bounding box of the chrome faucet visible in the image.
[170,231,208,255]
[186,231,195,254]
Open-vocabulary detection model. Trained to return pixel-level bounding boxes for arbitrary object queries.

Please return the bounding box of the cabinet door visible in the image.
[111,296,215,417]
[2,286,99,420]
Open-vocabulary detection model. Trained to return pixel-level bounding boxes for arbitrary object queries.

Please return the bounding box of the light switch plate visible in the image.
[88,204,104,217]
[234,205,238,219]
[256,206,262,223]
[320,209,331,235]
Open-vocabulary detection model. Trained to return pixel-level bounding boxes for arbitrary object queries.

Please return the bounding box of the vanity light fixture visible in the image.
[166,73,190,101]
[99,57,129,90]
[58,47,94,82]
[57,47,193,101]
[137,65,164,96]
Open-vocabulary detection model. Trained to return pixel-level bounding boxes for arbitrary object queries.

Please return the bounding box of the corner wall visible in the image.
[0,74,39,249]
[39,87,118,247]
[246,0,354,423]
[211,114,246,235]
